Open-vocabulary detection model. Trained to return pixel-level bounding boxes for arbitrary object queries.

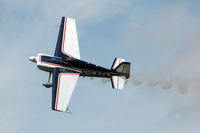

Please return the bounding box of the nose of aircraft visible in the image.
[29,56,37,63]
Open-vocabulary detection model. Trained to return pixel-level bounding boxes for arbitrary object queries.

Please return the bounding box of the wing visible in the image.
[52,68,79,112]
[54,17,80,59]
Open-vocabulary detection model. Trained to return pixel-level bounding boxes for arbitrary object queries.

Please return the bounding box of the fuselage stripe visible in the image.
[39,55,63,67]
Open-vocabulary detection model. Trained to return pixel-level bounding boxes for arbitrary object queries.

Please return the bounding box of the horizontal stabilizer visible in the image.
[111,58,131,79]
[111,76,126,90]
[110,58,131,90]
[111,58,125,70]
[114,62,130,79]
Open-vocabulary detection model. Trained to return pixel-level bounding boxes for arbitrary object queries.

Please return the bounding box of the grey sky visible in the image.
[0,0,200,133]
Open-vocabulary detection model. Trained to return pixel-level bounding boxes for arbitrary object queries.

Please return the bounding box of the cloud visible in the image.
[120,3,200,93]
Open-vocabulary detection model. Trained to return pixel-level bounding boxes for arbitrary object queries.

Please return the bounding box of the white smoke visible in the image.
[119,4,200,94]
[131,72,193,94]
[101,78,110,83]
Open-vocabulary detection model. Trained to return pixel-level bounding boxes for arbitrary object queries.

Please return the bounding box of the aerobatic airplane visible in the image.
[29,17,131,112]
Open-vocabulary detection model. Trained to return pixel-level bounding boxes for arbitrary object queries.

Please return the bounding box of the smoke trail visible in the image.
[161,81,173,90]
[146,79,159,88]
[102,78,110,83]
[130,73,193,93]
[177,84,188,94]
[132,74,144,86]
[133,78,143,86]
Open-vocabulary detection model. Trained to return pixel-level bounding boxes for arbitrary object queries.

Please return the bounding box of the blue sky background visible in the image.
[1,0,200,132]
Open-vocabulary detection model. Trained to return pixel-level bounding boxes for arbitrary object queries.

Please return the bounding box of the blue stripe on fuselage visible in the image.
[41,56,63,65]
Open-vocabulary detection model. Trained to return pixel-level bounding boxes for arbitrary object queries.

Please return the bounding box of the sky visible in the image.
[0,0,200,133]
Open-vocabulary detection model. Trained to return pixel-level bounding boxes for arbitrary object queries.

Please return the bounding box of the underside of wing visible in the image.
[52,68,79,112]
[54,17,80,59]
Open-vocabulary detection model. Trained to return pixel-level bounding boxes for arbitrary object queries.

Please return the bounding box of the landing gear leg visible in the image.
[42,72,52,88]
[48,72,52,83]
